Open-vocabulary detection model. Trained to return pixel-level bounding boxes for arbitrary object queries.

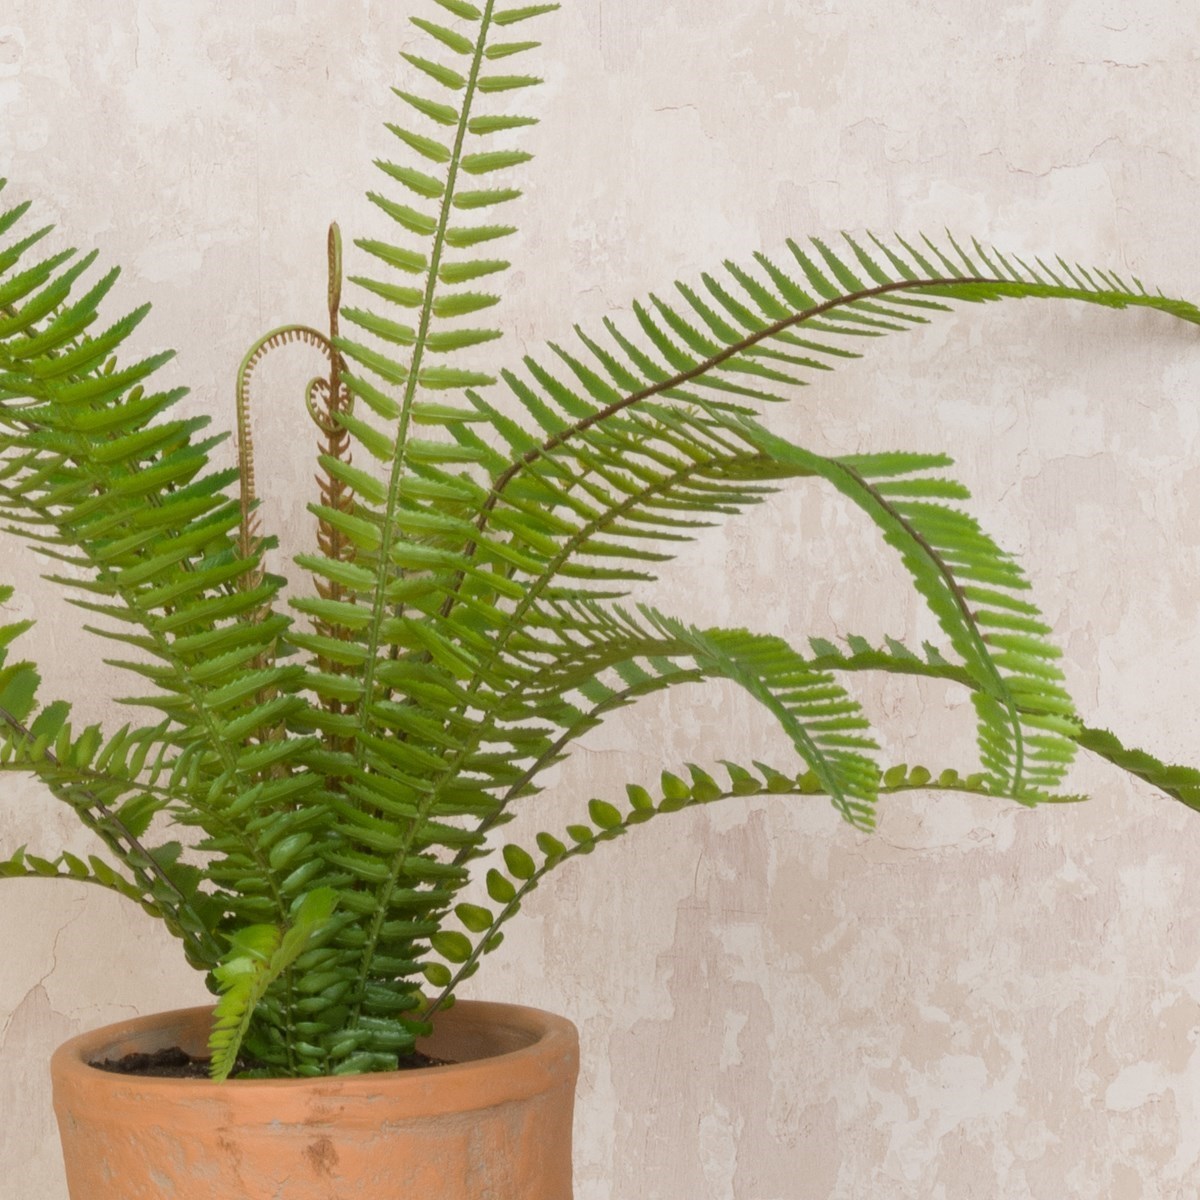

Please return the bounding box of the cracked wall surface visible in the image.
[2,2,1200,1197]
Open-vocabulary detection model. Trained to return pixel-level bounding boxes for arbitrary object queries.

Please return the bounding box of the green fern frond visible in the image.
[293,8,582,1020]
[641,614,880,828]
[425,397,1073,807]
[302,5,560,822]
[208,886,338,1081]
[458,234,1199,567]
[724,422,1078,799]
[0,844,156,905]
[798,633,1198,815]
[1072,728,1200,813]
[425,752,1084,1012]
[0,606,227,963]
[390,237,1200,759]
[808,632,971,686]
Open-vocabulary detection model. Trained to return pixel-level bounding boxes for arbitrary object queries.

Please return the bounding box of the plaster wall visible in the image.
[1,2,1199,1197]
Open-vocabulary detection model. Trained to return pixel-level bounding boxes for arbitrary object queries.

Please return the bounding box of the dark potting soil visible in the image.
[90,1046,456,1079]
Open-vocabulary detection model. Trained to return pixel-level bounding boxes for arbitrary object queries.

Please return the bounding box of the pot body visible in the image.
[51,1001,578,1200]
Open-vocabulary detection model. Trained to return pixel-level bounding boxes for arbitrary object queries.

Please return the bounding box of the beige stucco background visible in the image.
[2,2,1200,1197]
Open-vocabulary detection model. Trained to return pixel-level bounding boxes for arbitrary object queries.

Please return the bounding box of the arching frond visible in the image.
[458,232,1200,567]
[424,754,1089,1012]
[726,422,1078,798]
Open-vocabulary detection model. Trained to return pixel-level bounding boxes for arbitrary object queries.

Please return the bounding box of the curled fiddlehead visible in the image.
[234,224,355,685]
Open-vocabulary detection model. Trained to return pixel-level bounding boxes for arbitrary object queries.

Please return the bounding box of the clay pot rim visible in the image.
[51,1000,578,1100]
[51,1000,580,1195]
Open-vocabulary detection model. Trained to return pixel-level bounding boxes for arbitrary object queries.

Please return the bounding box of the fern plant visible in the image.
[2,0,1199,1081]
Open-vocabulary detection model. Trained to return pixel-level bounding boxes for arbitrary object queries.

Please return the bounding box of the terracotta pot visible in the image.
[50,1001,579,1200]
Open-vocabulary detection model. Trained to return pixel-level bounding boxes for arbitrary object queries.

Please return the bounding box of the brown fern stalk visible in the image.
[233,225,354,704]
[312,225,354,613]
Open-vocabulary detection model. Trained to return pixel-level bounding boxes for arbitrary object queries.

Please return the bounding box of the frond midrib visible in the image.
[345,0,508,1025]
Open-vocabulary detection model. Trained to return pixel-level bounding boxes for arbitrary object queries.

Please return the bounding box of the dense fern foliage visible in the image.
[2,0,1199,1078]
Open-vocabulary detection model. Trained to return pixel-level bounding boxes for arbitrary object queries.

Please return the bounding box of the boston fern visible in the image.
[1,0,1199,1081]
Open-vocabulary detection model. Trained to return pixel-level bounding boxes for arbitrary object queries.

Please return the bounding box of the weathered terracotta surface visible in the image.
[50,1001,578,1199]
